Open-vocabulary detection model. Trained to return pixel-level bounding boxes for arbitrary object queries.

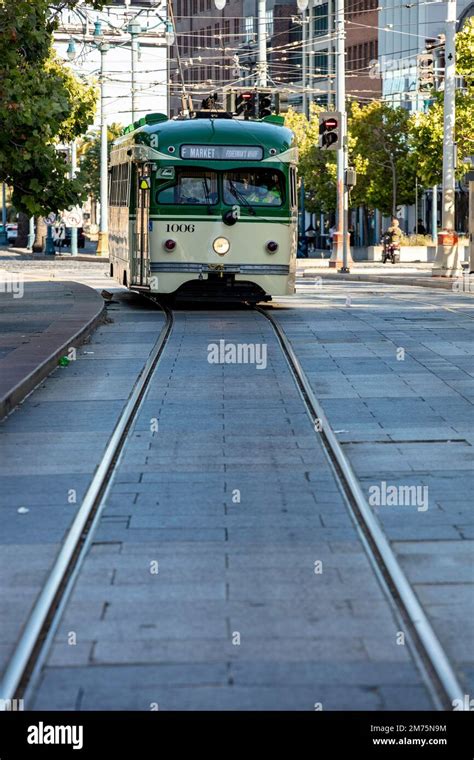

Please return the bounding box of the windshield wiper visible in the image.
[228,180,256,216]
[202,178,213,215]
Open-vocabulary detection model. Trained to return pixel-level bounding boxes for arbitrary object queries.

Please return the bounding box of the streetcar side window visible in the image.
[222,170,284,207]
[290,168,297,209]
[156,169,218,205]
[109,163,131,207]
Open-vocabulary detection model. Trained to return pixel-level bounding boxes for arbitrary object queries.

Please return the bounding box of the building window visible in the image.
[224,19,230,41]
[265,9,273,36]
[314,50,328,76]
[215,23,220,45]
[183,0,187,16]
[207,65,212,81]
[314,3,328,37]
[234,18,239,38]
[245,16,254,42]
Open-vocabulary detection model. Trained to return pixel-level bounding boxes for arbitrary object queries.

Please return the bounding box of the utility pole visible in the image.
[97,42,110,258]
[257,0,267,86]
[433,0,460,276]
[329,0,350,270]
[129,22,141,122]
[302,8,307,116]
[70,139,78,256]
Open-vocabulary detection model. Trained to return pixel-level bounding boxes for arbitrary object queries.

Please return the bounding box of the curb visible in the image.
[299,270,474,293]
[0,282,106,421]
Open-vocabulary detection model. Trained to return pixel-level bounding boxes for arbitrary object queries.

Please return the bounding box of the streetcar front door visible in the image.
[131,168,151,287]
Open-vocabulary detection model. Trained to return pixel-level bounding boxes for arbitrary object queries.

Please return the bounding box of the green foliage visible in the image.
[286,101,416,215]
[285,104,336,214]
[0,0,104,215]
[409,19,474,188]
[77,123,123,200]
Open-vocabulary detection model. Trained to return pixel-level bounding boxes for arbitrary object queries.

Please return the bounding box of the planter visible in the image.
[356,244,468,263]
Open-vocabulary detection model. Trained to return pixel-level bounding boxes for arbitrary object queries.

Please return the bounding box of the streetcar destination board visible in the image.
[180,145,263,160]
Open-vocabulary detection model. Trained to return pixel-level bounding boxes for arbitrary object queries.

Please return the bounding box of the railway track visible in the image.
[0,299,464,710]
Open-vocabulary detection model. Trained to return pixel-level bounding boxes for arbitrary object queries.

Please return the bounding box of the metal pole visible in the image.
[97,43,109,258]
[331,0,349,271]
[70,139,78,256]
[432,185,438,245]
[257,0,267,86]
[0,183,7,245]
[130,25,140,121]
[302,9,307,116]
[433,0,459,276]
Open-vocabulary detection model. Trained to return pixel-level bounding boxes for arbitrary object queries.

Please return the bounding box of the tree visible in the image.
[0,0,105,217]
[284,104,337,214]
[285,101,416,217]
[349,101,416,217]
[77,123,123,202]
[409,18,474,188]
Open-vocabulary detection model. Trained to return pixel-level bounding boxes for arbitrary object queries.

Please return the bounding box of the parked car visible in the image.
[6,223,18,244]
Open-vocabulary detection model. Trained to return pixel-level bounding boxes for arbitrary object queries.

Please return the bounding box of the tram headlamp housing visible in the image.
[213,237,230,256]
[164,239,176,251]
[266,241,279,253]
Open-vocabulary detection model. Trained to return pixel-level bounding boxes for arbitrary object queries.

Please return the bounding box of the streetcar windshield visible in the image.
[156,169,218,205]
[223,170,284,207]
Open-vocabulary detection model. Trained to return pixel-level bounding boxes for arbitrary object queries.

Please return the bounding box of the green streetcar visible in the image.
[109,111,298,302]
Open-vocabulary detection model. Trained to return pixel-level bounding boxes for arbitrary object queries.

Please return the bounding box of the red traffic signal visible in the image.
[318,111,341,151]
[322,117,338,130]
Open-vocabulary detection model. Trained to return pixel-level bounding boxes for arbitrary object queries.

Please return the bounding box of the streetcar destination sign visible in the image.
[180,145,263,161]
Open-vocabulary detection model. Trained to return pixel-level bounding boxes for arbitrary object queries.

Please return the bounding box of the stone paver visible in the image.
[272,281,474,695]
[29,309,434,711]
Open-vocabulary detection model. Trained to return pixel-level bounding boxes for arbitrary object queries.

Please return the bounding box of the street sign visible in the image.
[46,212,56,226]
[61,207,83,228]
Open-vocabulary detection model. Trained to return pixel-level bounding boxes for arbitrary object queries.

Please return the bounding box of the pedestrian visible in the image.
[415,218,427,235]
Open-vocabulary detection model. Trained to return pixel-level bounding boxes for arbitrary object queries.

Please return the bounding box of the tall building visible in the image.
[168,0,302,115]
[379,0,473,109]
[169,0,245,115]
[300,0,380,114]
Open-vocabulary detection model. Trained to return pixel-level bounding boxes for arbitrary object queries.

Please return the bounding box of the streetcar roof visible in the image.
[118,116,295,155]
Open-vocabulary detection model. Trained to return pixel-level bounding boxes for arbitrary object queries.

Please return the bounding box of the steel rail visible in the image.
[257,305,465,711]
[0,304,173,704]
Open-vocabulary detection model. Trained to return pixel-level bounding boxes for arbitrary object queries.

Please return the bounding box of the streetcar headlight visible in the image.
[266,241,278,253]
[164,239,176,251]
[213,237,230,256]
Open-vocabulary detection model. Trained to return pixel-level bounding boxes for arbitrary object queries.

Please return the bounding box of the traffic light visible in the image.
[274,92,289,114]
[417,53,434,93]
[318,111,341,150]
[258,90,273,118]
[225,91,236,114]
[236,91,256,118]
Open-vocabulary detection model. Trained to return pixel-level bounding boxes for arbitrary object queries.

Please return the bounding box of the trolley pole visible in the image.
[257,0,267,86]
[329,0,350,271]
[432,0,460,276]
[97,42,110,258]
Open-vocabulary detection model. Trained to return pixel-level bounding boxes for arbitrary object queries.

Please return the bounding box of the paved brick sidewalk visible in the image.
[0,278,106,419]
[271,281,474,697]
